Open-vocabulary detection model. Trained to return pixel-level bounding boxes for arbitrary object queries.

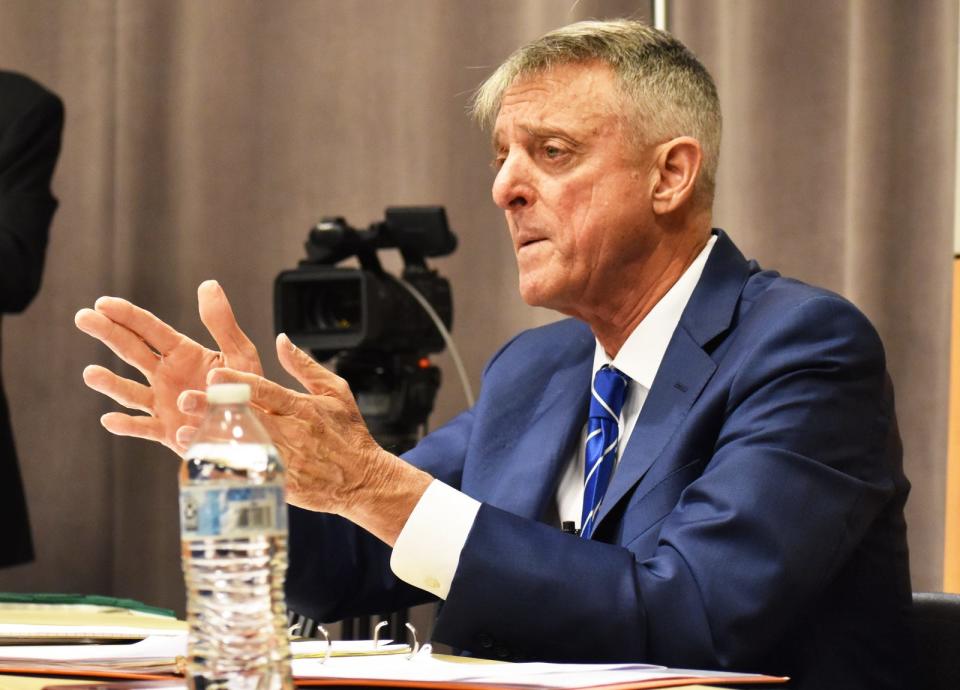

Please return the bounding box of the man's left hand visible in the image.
[177,333,433,546]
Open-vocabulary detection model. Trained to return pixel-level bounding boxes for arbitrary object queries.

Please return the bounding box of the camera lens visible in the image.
[308,282,361,333]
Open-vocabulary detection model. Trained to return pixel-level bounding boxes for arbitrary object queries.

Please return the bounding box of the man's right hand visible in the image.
[74,280,263,455]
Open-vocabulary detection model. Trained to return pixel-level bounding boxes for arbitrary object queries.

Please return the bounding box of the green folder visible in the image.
[0,593,174,618]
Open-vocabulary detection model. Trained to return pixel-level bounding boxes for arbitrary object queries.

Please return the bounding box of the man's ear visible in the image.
[651,136,703,215]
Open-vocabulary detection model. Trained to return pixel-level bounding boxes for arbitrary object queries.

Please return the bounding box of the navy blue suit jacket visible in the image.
[287,230,913,690]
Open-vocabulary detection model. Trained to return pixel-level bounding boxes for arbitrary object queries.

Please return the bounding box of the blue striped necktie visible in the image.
[580,365,629,539]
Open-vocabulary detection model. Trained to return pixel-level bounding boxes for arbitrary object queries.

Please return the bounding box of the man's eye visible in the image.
[491,156,506,170]
[543,145,570,161]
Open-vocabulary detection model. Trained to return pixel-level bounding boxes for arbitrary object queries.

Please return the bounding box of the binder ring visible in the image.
[372,619,419,658]
[373,620,389,648]
[316,624,332,664]
[405,622,420,659]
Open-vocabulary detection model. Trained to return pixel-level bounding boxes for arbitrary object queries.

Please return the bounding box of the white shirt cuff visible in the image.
[390,479,481,600]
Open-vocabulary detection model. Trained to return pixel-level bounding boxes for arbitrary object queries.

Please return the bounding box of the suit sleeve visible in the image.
[286,407,476,622]
[432,295,900,668]
[0,82,64,313]
[285,334,530,622]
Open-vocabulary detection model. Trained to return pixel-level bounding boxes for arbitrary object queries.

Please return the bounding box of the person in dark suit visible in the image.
[75,20,912,689]
[0,71,63,567]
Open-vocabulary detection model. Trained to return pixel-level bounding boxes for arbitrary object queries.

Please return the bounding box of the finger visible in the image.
[176,425,198,449]
[177,389,208,419]
[100,411,167,444]
[91,297,183,356]
[275,333,348,398]
[207,367,303,417]
[83,364,153,413]
[197,281,263,374]
[75,308,160,377]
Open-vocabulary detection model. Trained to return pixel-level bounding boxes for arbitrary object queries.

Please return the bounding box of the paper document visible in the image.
[293,650,788,688]
[0,636,787,688]
[294,639,410,657]
[0,635,409,677]
[0,636,185,675]
[0,605,186,643]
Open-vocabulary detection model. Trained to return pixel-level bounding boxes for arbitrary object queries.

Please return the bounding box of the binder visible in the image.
[0,613,788,689]
[289,650,788,688]
[0,648,789,690]
[32,670,786,690]
[5,671,792,689]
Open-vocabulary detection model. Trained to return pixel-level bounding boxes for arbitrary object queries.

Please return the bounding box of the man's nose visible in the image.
[491,151,535,210]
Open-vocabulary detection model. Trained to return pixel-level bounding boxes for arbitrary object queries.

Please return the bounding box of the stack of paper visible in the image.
[0,636,184,676]
[0,637,789,688]
[0,604,185,644]
[0,636,411,679]
[0,600,787,690]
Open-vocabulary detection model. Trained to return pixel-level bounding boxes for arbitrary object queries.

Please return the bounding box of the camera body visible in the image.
[274,207,454,360]
[274,207,457,452]
[274,264,451,361]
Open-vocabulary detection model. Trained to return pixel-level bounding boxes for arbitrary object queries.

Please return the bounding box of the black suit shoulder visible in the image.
[0,71,64,196]
[0,71,63,125]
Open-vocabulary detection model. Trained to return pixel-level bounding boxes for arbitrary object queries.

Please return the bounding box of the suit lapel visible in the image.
[595,230,755,529]
[473,326,593,521]
[520,354,593,520]
[595,329,715,526]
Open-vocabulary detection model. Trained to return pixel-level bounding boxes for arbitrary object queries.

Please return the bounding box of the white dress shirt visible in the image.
[391,235,717,599]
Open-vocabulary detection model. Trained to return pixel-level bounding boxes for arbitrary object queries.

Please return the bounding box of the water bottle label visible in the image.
[180,482,287,538]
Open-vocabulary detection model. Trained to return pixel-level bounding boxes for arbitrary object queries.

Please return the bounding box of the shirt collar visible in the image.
[593,234,717,389]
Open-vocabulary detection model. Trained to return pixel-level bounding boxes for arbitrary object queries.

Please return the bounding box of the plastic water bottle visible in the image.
[179,382,293,690]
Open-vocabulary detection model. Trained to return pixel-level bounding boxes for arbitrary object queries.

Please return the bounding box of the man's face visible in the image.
[491,61,658,317]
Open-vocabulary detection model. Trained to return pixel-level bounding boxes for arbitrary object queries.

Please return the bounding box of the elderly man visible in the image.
[76,20,912,689]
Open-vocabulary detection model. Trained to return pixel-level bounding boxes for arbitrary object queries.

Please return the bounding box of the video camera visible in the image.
[274,207,457,452]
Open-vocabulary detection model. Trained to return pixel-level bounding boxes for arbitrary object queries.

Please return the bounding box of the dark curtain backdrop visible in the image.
[0,0,953,617]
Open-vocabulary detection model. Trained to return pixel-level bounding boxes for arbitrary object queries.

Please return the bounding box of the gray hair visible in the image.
[472,19,722,205]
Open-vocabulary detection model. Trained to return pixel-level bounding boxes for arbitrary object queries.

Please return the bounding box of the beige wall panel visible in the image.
[946,259,960,591]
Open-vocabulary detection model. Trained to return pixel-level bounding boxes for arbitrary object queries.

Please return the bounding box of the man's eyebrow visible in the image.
[491,125,580,152]
[524,125,579,141]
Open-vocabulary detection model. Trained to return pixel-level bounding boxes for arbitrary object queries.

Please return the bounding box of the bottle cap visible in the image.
[206,383,251,404]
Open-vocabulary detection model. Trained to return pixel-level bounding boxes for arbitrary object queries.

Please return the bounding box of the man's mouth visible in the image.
[517,235,545,249]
